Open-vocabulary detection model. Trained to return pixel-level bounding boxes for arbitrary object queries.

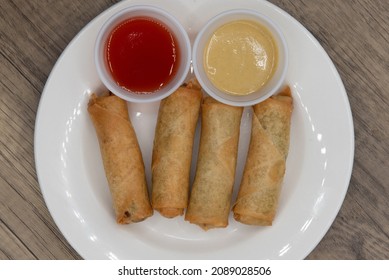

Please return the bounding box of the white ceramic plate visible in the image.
[35,0,354,259]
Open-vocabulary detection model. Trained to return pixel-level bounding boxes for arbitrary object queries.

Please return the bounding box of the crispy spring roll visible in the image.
[88,93,153,224]
[151,82,202,218]
[232,86,293,226]
[185,97,243,230]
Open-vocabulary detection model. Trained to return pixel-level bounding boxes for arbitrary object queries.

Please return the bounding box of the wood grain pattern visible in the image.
[0,0,388,259]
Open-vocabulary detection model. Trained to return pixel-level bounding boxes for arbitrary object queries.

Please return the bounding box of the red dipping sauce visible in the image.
[106,17,179,93]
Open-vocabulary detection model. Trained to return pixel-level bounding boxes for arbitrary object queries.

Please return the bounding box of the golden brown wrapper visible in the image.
[232,86,293,226]
[151,82,202,218]
[185,97,243,230]
[88,93,153,224]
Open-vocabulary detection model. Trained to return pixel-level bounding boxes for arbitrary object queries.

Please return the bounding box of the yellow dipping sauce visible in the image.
[204,20,278,96]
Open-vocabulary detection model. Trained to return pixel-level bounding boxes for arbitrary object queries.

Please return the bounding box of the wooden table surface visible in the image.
[1,0,388,260]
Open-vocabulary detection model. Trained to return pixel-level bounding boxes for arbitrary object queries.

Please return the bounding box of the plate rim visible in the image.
[34,0,355,260]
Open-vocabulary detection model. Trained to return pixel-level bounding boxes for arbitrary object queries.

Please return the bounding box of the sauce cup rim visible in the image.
[192,9,289,107]
[95,5,191,103]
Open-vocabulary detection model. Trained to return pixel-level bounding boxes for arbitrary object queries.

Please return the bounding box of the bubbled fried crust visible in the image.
[88,93,153,224]
[233,86,293,226]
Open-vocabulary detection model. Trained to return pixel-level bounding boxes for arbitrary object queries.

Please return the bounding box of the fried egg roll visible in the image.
[185,97,243,230]
[151,82,202,218]
[88,93,153,224]
[233,86,293,226]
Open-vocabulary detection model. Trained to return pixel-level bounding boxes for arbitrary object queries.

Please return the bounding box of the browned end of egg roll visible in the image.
[185,97,243,230]
[88,93,153,224]
[232,86,293,226]
[151,83,202,218]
